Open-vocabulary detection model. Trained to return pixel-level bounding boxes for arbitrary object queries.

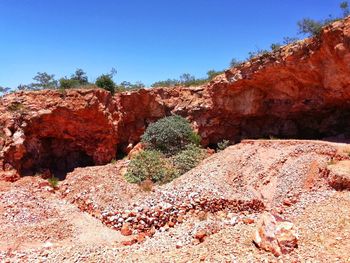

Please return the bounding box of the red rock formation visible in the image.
[2,17,350,179]
[204,18,350,143]
[0,89,118,179]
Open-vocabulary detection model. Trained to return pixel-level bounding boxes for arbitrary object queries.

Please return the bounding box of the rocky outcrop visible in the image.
[0,89,118,179]
[2,17,350,179]
[205,19,350,143]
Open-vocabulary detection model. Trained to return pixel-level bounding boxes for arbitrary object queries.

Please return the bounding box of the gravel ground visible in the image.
[1,140,350,262]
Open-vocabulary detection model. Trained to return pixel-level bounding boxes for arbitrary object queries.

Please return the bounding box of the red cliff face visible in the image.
[0,89,118,179]
[202,18,350,144]
[2,17,350,180]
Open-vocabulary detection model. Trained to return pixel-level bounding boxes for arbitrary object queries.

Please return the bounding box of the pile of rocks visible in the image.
[101,193,264,237]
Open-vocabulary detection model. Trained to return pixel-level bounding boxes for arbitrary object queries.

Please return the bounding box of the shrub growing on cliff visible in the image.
[71,69,89,85]
[207,70,224,80]
[341,1,350,17]
[270,43,282,51]
[217,139,231,151]
[59,78,80,89]
[297,18,324,36]
[124,150,176,184]
[48,176,59,188]
[229,58,242,68]
[171,144,207,175]
[31,72,58,90]
[141,115,201,155]
[95,74,116,93]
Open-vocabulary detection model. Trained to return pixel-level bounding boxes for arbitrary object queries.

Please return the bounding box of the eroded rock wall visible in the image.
[2,18,350,179]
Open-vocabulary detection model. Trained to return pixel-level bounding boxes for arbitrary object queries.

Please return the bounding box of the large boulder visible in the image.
[253,212,298,257]
[327,160,350,190]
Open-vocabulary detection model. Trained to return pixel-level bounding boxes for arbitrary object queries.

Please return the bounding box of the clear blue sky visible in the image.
[0,0,343,88]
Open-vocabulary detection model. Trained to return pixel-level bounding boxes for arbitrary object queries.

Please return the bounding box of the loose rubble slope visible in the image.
[1,140,350,262]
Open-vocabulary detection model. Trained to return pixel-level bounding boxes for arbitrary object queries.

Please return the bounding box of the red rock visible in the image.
[198,211,207,221]
[0,170,19,182]
[242,218,255,224]
[253,212,298,257]
[121,223,132,236]
[177,216,184,223]
[327,160,350,190]
[283,199,293,206]
[127,142,145,159]
[194,229,207,242]
[149,227,156,236]
[206,148,215,155]
[121,239,137,246]
[175,242,182,249]
[136,233,146,243]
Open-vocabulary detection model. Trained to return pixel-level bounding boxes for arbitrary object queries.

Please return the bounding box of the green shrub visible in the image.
[217,139,230,151]
[95,74,116,93]
[141,115,201,155]
[171,144,207,175]
[270,43,282,51]
[297,18,324,36]
[59,78,80,89]
[283,37,299,45]
[229,58,242,68]
[151,79,179,88]
[206,70,224,81]
[341,1,350,17]
[124,150,176,184]
[247,49,270,60]
[48,176,59,188]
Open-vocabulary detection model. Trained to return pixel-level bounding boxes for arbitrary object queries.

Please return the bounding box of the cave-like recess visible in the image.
[14,106,350,180]
[19,137,95,180]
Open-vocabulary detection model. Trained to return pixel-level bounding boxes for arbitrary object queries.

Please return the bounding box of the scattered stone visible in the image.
[121,239,137,246]
[194,229,207,242]
[229,216,238,226]
[121,223,132,236]
[198,211,207,221]
[242,218,255,224]
[176,242,183,249]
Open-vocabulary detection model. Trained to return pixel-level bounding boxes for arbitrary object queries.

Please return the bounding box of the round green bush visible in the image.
[171,144,207,175]
[141,115,201,155]
[95,74,115,93]
[124,150,176,184]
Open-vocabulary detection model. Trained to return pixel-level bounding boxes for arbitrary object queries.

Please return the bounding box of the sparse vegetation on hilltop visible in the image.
[2,2,349,92]
[297,1,349,37]
[6,67,145,95]
[151,70,224,88]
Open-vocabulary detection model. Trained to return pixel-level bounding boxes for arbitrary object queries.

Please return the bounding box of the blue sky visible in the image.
[0,0,343,88]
